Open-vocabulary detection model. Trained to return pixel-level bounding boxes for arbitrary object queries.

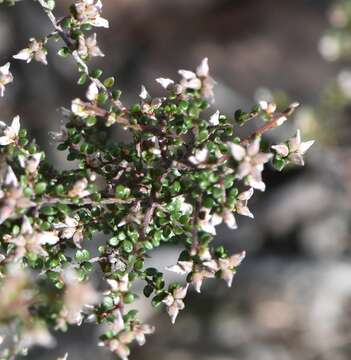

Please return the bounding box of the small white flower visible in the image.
[235,188,254,218]
[18,152,42,174]
[217,251,246,287]
[75,0,109,28]
[259,100,277,114]
[78,33,104,58]
[227,138,272,191]
[54,216,83,248]
[271,130,314,166]
[13,38,48,65]
[0,115,20,145]
[0,62,13,97]
[155,77,174,89]
[139,85,150,101]
[163,284,189,324]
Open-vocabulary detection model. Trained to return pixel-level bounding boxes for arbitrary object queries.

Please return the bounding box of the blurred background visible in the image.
[2,0,351,359]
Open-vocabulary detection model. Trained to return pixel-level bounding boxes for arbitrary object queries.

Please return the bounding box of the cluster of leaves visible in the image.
[0,0,314,359]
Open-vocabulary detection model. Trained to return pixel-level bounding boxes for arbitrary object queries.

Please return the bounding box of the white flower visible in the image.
[271,129,314,166]
[54,216,83,248]
[227,138,272,191]
[57,354,68,360]
[198,207,222,235]
[18,152,42,174]
[68,178,90,198]
[217,251,246,287]
[163,284,189,324]
[75,0,109,28]
[155,77,174,89]
[139,85,150,101]
[57,269,100,328]
[4,216,59,260]
[13,38,48,65]
[78,33,104,58]
[0,62,13,97]
[188,147,209,165]
[178,58,215,99]
[132,324,155,346]
[235,188,254,218]
[0,115,20,146]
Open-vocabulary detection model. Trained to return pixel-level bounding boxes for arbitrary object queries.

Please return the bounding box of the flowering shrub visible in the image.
[0,0,314,359]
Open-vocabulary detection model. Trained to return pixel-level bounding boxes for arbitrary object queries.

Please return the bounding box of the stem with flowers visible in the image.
[0,0,315,359]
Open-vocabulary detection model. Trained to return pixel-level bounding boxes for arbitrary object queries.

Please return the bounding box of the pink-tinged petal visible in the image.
[247,138,260,157]
[288,130,301,152]
[271,144,289,157]
[39,232,59,245]
[22,216,33,234]
[227,142,246,161]
[299,140,315,154]
[221,269,234,287]
[236,162,252,179]
[155,77,174,89]
[222,209,237,230]
[0,136,13,145]
[209,110,220,126]
[174,284,189,299]
[288,153,304,166]
[90,17,109,28]
[166,261,193,275]
[86,82,99,101]
[238,188,254,201]
[178,69,196,80]
[236,204,254,218]
[13,49,32,62]
[248,176,266,192]
[254,152,273,165]
[167,302,179,324]
[191,272,204,293]
[229,251,246,267]
[162,294,174,307]
[196,57,209,78]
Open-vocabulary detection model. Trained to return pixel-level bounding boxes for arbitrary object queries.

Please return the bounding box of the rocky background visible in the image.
[1,0,351,359]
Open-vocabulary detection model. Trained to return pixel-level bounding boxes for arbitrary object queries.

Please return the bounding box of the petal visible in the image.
[139,85,149,100]
[229,251,246,267]
[39,232,60,245]
[155,77,174,89]
[13,48,32,62]
[238,188,254,201]
[271,144,289,157]
[288,153,304,166]
[178,69,196,80]
[227,142,246,161]
[196,57,209,77]
[236,203,254,218]
[209,110,220,126]
[223,209,237,229]
[11,116,21,135]
[86,82,99,101]
[299,140,314,154]
[247,138,260,157]
[0,136,13,145]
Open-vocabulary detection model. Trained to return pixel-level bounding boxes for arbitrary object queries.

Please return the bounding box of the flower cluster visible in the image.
[0,0,314,359]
